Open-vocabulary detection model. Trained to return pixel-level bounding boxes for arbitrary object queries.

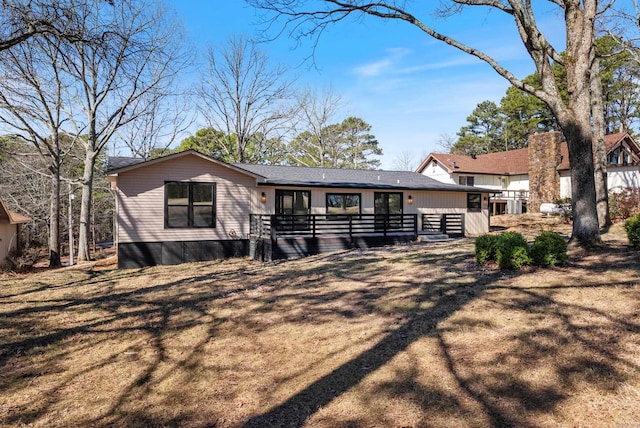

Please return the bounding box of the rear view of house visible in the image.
[107,151,492,268]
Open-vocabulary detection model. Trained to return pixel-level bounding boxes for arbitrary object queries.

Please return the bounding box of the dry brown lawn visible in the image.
[1,215,639,427]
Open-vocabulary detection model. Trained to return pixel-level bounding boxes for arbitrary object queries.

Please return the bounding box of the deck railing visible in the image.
[492,190,529,200]
[422,213,465,237]
[250,213,418,240]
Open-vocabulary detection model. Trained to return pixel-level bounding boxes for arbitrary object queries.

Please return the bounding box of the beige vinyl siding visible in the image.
[408,191,489,235]
[0,222,17,263]
[116,155,256,243]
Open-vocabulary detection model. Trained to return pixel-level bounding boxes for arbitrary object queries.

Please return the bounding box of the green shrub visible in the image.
[495,231,531,270]
[475,234,499,264]
[624,214,640,248]
[530,231,568,267]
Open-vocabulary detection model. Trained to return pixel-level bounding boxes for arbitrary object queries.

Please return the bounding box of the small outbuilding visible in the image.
[0,197,30,268]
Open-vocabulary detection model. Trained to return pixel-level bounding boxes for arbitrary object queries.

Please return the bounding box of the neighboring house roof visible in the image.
[419,132,637,174]
[557,132,636,170]
[416,147,529,176]
[0,197,30,224]
[107,150,490,192]
[604,131,631,152]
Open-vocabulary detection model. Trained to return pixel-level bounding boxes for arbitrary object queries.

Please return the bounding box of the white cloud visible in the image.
[351,47,411,77]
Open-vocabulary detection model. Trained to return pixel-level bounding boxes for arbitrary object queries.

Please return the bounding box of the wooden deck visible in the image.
[249,213,464,261]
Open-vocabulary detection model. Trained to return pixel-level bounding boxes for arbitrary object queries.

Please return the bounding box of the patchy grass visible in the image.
[0,218,639,427]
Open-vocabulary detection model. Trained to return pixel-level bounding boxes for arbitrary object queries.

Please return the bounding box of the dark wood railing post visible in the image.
[412,214,418,237]
[440,214,446,234]
[312,214,316,237]
[270,215,277,242]
[384,214,388,239]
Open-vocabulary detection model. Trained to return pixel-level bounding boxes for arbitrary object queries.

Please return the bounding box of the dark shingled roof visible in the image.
[107,156,145,172]
[233,163,485,192]
[106,152,490,192]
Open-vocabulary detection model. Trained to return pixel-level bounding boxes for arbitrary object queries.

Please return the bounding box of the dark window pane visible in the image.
[167,206,189,227]
[459,176,474,186]
[167,182,189,205]
[193,183,213,204]
[193,206,214,227]
[327,194,342,208]
[467,193,481,212]
[327,193,360,215]
[388,193,402,214]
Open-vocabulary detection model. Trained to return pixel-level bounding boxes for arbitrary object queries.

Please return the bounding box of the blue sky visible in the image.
[169,1,565,169]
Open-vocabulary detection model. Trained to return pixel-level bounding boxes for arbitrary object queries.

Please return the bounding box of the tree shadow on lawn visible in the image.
[243,249,640,427]
[242,248,512,428]
[0,243,638,427]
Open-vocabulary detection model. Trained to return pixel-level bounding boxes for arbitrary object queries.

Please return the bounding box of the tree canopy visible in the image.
[287,116,381,168]
[451,35,640,155]
[175,115,382,169]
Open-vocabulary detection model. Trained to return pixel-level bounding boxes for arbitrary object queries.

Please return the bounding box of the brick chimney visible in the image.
[528,131,562,213]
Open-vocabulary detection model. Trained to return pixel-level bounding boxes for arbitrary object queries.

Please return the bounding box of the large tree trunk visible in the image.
[77,150,96,261]
[48,166,61,267]
[561,1,601,244]
[561,122,601,243]
[591,55,611,230]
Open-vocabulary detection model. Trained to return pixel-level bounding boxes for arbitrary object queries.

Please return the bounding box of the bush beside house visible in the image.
[476,230,568,270]
[624,214,640,248]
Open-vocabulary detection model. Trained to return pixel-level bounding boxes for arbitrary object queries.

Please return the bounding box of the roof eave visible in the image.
[106,150,267,181]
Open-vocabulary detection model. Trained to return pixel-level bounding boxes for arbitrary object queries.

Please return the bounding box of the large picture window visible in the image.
[467,193,482,212]
[165,182,216,228]
[326,193,361,216]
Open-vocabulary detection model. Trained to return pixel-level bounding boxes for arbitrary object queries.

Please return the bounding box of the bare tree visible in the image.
[0,32,80,266]
[0,0,101,51]
[437,133,457,153]
[117,93,194,160]
[248,0,610,245]
[0,138,52,248]
[288,87,342,167]
[198,34,294,163]
[58,0,190,261]
[392,151,417,171]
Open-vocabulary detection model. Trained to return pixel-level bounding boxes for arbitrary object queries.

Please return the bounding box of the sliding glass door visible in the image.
[374,192,403,230]
[275,190,311,231]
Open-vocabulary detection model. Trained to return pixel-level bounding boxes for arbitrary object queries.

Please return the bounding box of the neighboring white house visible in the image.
[557,132,640,198]
[417,131,640,214]
[416,147,530,215]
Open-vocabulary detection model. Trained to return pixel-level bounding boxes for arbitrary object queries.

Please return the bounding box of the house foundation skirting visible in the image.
[118,240,249,268]
[250,233,416,262]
